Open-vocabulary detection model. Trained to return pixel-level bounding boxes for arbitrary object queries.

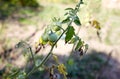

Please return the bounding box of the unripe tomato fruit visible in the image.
[48,32,58,42]
[41,33,49,42]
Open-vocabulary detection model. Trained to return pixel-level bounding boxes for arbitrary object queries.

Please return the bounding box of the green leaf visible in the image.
[91,20,101,30]
[17,71,26,79]
[65,26,75,43]
[65,8,73,10]
[67,58,74,65]
[74,16,81,26]
[80,0,84,4]
[16,41,30,55]
[84,44,88,53]
[75,39,83,50]
[85,44,88,50]
[62,17,70,24]
[64,12,68,16]
[9,69,20,78]
[35,59,41,67]
[69,35,79,44]
[52,17,57,21]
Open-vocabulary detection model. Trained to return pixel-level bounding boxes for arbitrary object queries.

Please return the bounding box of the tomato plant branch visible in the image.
[26,0,82,78]
[29,47,36,66]
[26,20,73,78]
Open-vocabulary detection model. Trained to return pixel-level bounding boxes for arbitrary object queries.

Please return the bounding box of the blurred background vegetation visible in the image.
[0,0,120,79]
[0,0,40,20]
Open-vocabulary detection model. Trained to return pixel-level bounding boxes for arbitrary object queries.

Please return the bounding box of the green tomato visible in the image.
[41,33,48,42]
[48,32,58,42]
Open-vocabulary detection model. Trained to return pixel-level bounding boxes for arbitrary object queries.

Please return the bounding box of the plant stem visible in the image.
[29,47,36,66]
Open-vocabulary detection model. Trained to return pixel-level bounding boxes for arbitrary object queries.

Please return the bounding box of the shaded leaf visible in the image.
[9,69,20,78]
[84,44,88,53]
[65,26,75,43]
[79,49,84,56]
[16,41,31,55]
[67,58,74,65]
[80,0,84,4]
[17,71,26,79]
[35,59,42,67]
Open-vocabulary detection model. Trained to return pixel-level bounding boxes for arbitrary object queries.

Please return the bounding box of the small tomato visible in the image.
[48,32,58,42]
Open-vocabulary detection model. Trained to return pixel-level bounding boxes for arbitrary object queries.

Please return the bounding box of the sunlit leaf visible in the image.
[90,20,101,30]
[64,12,68,16]
[52,17,57,21]
[75,39,83,50]
[74,16,81,26]
[62,17,70,24]
[65,26,75,43]
[65,8,73,10]
[69,35,79,44]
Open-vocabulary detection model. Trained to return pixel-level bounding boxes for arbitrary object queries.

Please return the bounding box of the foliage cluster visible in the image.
[0,0,39,19]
